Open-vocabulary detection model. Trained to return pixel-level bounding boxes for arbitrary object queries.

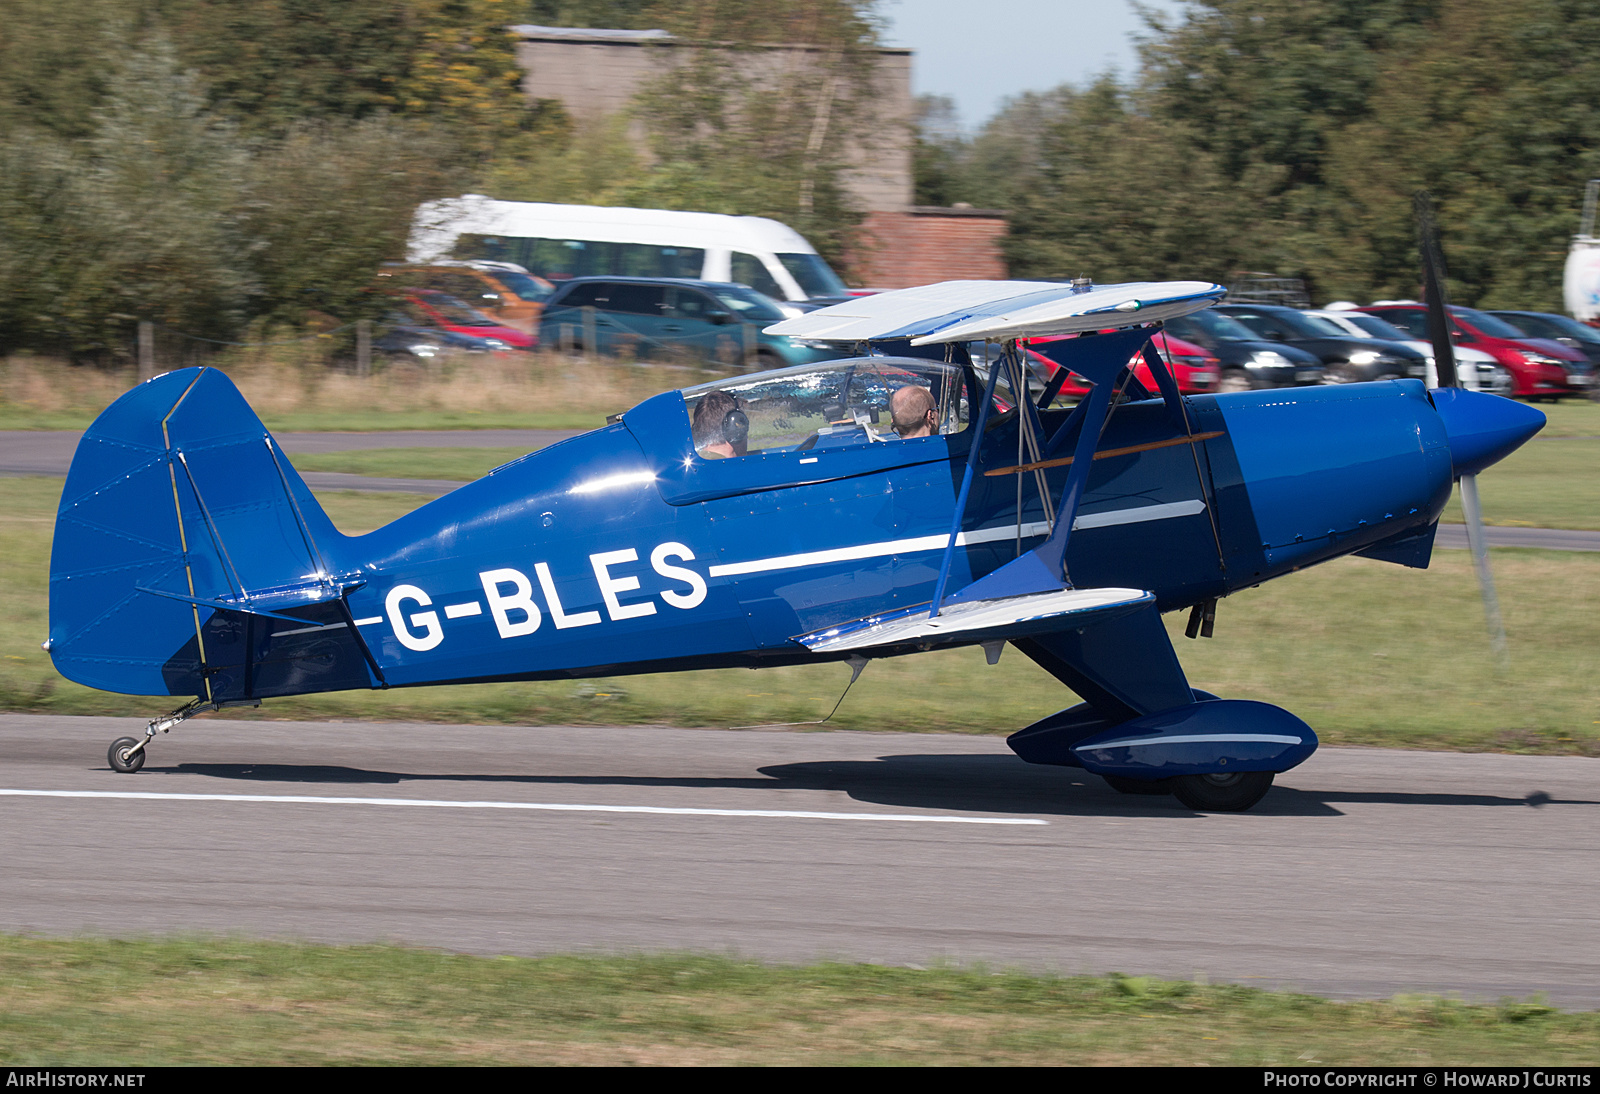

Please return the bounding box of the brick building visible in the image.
[510,25,1007,289]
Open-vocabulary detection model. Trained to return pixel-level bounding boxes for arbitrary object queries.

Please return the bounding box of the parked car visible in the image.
[1215,303,1428,383]
[1357,303,1590,399]
[1160,309,1325,390]
[536,276,841,369]
[378,260,553,334]
[400,290,536,350]
[373,311,520,359]
[1026,331,1221,399]
[1486,310,1600,369]
[1308,308,1511,393]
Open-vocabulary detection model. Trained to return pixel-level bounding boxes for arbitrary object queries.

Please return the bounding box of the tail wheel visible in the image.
[1172,770,1273,812]
[108,737,144,774]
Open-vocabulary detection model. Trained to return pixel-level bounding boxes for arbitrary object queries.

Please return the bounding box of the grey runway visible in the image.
[3,714,1597,1007]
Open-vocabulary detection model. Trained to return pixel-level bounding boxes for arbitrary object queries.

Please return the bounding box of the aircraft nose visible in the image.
[1431,387,1546,477]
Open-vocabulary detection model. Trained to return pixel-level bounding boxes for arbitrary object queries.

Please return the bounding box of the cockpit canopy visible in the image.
[678,357,970,459]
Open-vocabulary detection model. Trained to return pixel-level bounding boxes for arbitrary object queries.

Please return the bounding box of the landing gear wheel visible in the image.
[108,737,145,774]
[1172,770,1273,812]
[1103,775,1174,796]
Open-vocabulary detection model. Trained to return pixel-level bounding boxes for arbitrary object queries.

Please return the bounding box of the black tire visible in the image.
[1172,770,1273,812]
[1217,369,1252,393]
[1103,775,1175,796]
[108,736,144,774]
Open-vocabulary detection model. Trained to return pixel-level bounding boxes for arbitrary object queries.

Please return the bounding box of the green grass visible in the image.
[0,937,1592,1065]
[1440,437,1600,529]
[292,446,536,481]
[293,433,1600,532]
[8,477,1600,751]
[1530,399,1600,437]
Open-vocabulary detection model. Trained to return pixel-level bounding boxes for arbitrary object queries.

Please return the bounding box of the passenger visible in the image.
[889,385,938,438]
[692,390,739,458]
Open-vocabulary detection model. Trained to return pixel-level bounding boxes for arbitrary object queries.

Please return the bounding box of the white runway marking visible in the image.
[0,788,1046,826]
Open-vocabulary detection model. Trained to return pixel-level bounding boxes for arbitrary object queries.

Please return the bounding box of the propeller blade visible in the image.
[1415,190,1508,667]
[1414,190,1459,389]
[1457,474,1510,666]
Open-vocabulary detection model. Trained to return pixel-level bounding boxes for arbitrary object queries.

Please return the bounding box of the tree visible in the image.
[2,34,258,355]
[1004,79,1255,285]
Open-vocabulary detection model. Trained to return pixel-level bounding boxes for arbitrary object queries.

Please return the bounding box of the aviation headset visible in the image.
[722,407,749,455]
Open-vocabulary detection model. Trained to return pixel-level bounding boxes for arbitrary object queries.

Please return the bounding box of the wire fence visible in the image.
[100,302,781,381]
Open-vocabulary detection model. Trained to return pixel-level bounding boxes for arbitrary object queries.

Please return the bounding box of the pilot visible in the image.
[692,390,746,458]
[889,385,938,439]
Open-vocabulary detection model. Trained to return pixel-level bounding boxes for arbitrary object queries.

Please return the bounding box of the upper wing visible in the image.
[764,280,1225,344]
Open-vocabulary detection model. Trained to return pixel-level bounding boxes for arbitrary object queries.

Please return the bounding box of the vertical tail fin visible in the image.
[49,367,379,698]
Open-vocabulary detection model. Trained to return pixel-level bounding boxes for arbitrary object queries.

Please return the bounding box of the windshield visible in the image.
[414,292,497,326]
[710,285,786,323]
[1166,310,1258,344]
[1454,307,1530,340]
[1345,314,1414,341]
[1512,313,1600,343]
[491,270,553,302]
[680,358,967,457]
[1292,314,1348,337]
[777,253,849,298]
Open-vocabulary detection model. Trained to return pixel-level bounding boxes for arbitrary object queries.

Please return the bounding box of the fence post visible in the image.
[582,305,598,356]
[356,319,371,378]
[742,321,757,365]
[137,320,155,382]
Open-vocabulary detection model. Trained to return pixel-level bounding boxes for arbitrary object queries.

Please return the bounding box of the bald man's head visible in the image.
[890,385,937,438]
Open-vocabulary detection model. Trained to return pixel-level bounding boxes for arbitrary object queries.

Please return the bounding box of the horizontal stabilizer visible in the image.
[795,587,1151,655]
[49,367,369,698]
[764,279,1224,344]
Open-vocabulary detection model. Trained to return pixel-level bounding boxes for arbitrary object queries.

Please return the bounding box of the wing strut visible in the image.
[944,324,1156,605]
[1140,338,1228,573]
[928,349,1005,616]
[1002,342,1055,545]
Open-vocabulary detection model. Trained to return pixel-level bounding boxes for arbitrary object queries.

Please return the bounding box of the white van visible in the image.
[408,196,851,304]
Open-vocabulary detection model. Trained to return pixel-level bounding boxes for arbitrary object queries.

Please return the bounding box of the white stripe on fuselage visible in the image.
[1071,499,1206,530]
[707,500,1205,579]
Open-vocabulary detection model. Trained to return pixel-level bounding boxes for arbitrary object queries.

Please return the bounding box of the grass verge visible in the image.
[1439,437,1600,529]
[299,435,1600,533]
[0,937,1592,1065]
[292,445,535,481]
[6,477,1599,751]
[0,350,706,433]
[1528,400,1600,437]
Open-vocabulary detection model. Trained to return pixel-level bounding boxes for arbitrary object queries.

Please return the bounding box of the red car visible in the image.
[1358,304,1591,399]
[1026,331,1221,399]
[403,289,537,350]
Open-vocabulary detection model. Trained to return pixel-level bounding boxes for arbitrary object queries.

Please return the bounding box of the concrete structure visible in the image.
[509,26,1008,289]
[512,26,913,215]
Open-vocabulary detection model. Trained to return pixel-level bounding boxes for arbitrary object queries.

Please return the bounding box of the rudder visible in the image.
[48,368,378,699]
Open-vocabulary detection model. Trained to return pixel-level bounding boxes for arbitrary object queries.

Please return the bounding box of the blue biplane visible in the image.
[46,279,1544,811]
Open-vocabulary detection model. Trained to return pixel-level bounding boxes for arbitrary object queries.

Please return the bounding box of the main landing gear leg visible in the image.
[107,697,260,773]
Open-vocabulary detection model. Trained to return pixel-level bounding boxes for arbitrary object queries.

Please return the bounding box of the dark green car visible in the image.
[537,276,840,369]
